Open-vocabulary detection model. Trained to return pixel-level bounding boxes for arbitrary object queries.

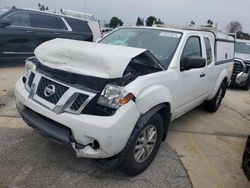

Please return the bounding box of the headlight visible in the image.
[97,84,135,109]
[25,60,36,73]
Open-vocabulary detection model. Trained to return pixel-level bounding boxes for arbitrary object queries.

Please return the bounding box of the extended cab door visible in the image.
[173,35,209,117]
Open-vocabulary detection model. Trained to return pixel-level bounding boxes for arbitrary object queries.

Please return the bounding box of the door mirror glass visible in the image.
[181,56,206,71]
[0,19,12,28]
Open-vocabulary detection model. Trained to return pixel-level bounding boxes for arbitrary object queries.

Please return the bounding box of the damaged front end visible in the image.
[18,40,164,157]
[24,48,163,117]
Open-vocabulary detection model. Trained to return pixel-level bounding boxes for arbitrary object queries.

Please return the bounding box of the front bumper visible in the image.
[235,72,250,84]
[15,78,140,158]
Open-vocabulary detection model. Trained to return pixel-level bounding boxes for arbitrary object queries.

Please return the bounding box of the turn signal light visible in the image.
[119,93,135,105]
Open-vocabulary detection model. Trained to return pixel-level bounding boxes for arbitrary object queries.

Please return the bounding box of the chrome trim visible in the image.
[3,52,34,55]
[233,58,248,84]
[27,70,96,115]
[234,58,246,70]
[61,17,72,31]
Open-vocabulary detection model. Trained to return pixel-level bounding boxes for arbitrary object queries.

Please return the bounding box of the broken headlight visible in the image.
[25,59,36,75]
[97,84,135,109]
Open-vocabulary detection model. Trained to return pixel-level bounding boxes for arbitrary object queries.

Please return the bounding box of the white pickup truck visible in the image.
[15,26,234,176]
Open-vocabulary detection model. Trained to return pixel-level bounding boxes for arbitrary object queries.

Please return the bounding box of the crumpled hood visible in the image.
[34,38,147,79]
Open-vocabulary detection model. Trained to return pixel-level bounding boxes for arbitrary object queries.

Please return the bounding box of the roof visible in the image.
[119,26,234,41]
[10,8,96,22]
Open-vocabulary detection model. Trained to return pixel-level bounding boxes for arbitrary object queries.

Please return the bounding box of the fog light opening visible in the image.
[91,140,100,150]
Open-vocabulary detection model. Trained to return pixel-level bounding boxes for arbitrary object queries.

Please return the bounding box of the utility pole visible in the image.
[84,0,86,19]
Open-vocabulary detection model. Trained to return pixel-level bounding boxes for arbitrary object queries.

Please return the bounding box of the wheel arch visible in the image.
[207,69,229,100]
[137,103,171,142]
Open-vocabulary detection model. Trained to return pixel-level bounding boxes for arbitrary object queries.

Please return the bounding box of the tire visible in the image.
[205,81,227,112]
[242,135,250,181]
[118,113,164,176]
[242,75,250,91]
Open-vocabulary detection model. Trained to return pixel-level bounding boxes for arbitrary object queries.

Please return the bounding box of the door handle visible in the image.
[200,73,206,78]
[54,33,61,35]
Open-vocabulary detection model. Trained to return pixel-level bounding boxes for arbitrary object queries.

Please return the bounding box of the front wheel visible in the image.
[118,113,164,176]
[204,81,227,112]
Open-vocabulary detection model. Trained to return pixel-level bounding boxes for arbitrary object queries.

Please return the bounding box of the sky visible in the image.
[1,0,250,33]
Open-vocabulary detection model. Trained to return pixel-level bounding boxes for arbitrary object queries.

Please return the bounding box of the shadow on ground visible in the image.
[0,125,192,188]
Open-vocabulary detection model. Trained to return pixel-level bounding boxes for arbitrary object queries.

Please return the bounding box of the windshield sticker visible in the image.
[159,32,181,38]
[245,43,250,46]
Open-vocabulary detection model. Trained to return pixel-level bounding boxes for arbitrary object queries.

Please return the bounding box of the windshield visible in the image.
[99,28,182,66]
[235,42,250,54]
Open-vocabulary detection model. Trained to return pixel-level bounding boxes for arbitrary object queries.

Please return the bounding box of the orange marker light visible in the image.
[119,93,135,105]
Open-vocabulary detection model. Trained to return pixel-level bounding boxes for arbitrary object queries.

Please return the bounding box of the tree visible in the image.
[136,17,144,26]
[226,21,243,33]
[109,17,123,28]
[38,3,48,11]
[146,16,157,26]
[155,18,164,25]
[237,31,250,40]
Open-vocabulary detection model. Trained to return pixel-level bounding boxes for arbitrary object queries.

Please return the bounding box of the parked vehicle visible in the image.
[0,9,8,15]
[0,8,101,63]
[15,26,234,176]
[230,39,250,90]
[242,135,250,181]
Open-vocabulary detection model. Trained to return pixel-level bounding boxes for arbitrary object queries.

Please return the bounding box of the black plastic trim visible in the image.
[216,39,235,43]
[20,107,73,147]
[215,59,234,66]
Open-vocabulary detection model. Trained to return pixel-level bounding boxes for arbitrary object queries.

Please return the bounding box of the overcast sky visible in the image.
[2,0,250,32]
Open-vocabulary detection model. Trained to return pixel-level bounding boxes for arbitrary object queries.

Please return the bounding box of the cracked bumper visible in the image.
[15,78,140,158]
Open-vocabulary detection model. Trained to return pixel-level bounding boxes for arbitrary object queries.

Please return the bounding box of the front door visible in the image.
[173,35,208,118]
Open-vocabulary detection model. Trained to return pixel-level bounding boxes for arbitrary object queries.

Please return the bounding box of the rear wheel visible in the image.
[119,113,164,176]
[205,81,227,112]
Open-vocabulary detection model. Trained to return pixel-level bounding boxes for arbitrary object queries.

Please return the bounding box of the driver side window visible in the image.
[182,36,202,58]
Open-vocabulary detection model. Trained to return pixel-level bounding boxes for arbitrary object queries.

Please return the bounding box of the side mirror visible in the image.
[181,56,206,71]
[0,19,12,28]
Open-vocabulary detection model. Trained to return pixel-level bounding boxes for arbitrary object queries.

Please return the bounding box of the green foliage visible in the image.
[136,17,144,26]
[146,16,164,26]
[146,16,157,26]
[109,17,123,28]
[155,18,164,25]
[38,3,48,11]
[237,31,250,40]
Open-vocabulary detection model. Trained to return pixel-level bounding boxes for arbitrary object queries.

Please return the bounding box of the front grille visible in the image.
[70,94,89,111]
[27,72,35,88]
[231,60,244,82]
[36,77,69,104]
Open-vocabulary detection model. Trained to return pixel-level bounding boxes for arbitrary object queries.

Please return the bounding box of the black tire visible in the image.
[204,81,227,112]
[118,113,164,176]
[242,135,250,181]
[242,75,250,91]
